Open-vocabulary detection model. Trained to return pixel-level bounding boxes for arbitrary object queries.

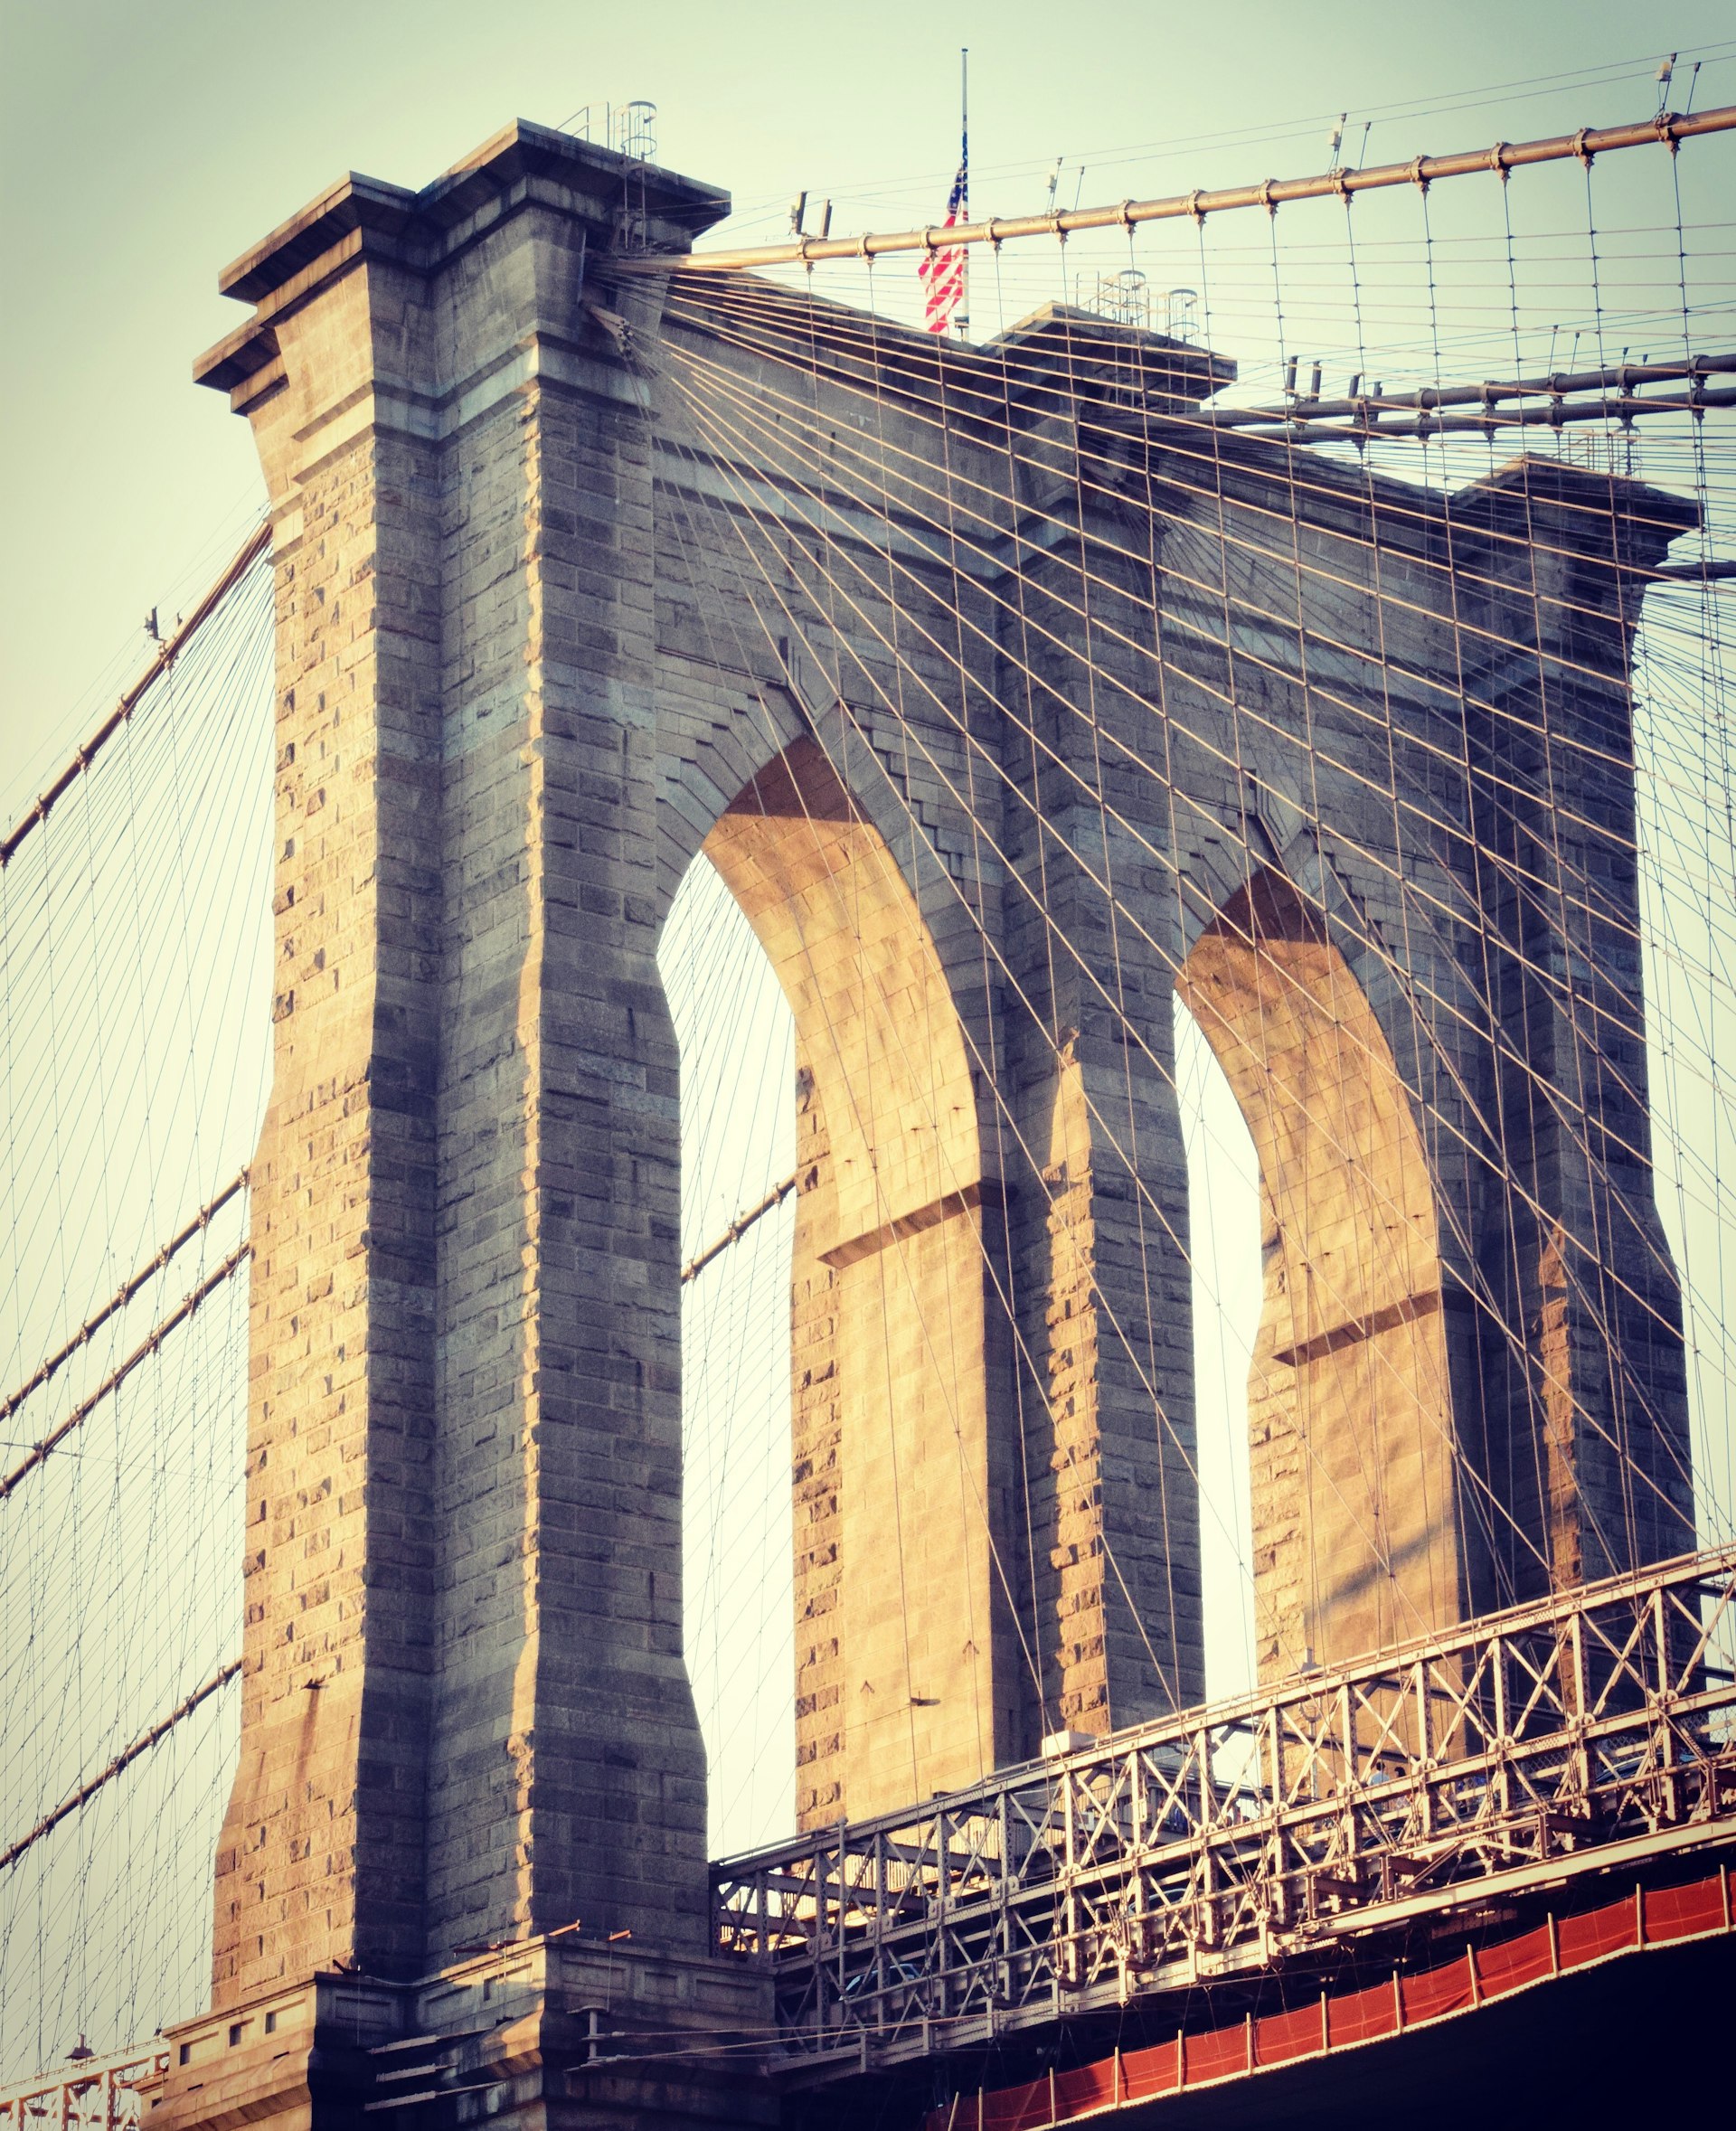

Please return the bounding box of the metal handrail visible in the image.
[714,1542,1736,2065]
[0,2051,167,2131]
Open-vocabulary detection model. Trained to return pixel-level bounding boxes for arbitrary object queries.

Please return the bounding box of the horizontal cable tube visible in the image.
[0,1246,250,1504]
[1202,351,1736,430]
[632,104,1736,275]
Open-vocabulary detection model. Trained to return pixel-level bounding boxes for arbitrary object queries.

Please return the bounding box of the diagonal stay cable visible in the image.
[665,337,1721,1401]
[662,365,1689,1579]
[0,1245,250,1503]
[0,1660,241,1873]
[665,290,1718,840]
[0,1170,249,1430]
[656,401,1467,1651]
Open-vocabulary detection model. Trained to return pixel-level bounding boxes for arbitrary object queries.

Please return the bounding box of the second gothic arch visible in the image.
[1176,869,1460,1677]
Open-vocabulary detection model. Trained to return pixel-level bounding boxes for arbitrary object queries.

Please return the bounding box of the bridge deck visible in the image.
[712,1543,1736,2074]
[920,1863,1734,2129]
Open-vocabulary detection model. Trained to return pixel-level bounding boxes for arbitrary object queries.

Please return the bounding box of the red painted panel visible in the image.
[1558,1895,1637,1969]
[1052,2059,1116,2117]
[1255,2003,1323,2066]
[982,2077,1051,2131]
[1403,1953,1473,2023]
[1326,1982,1397,2045]
[1474,1924,1552,1999]
[931,1866,1733,2131]
[1183,2024,1248,2086]
[1644,1873,1724,1944]
[1119,2039,1179,2100]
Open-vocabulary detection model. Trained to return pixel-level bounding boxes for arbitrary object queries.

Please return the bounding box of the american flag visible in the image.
[920,156,968,335]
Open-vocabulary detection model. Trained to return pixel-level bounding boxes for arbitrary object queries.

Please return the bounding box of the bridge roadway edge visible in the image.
[139,1840,1736,2131]
[146,99,1716,2131]
[776,1847,1736,2131]
[980,1925,1736,2130]
[156,1938,777,2131]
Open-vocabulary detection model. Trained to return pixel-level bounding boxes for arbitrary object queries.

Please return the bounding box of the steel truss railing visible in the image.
[713,1543,1736,2067]
[0,2052,166,2131]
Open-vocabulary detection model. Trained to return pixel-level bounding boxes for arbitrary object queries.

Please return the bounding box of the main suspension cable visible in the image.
[0,1661,241,1874]
[0,1170,248,1431]
[624,106,1736,277]
[0,522,269,871]
[0,1246,250,1504]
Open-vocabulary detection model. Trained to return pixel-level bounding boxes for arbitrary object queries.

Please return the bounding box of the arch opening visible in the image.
[1172,993,1260,1705]
[666,735,1030,1834]
[660,856,797,1861]
[1175,872,1461,1680]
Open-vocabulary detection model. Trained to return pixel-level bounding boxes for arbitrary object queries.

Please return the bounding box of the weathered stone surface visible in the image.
[185,115,1694,2131]
[197,124,735,2002]
[157,1938,775,2131]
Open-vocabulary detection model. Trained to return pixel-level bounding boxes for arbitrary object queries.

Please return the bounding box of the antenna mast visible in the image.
[958,48,969,338]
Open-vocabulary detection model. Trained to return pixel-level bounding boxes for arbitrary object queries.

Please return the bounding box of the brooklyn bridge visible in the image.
[2,61,1734,2131]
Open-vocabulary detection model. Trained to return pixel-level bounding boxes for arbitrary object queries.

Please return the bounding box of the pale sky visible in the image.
[5,1,1735,813]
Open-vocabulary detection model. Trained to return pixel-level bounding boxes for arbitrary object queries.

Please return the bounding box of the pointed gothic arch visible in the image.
[1176,869,1460,1678]
[699,735,1025,1821]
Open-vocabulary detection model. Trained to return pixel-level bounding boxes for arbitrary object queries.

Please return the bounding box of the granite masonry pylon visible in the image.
[158,118,1694,2131]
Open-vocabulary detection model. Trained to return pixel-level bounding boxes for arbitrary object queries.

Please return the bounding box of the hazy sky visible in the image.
[3,1,1734,810]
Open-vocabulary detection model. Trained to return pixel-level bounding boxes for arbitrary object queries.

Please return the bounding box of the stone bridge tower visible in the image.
[160,120,1694,2131]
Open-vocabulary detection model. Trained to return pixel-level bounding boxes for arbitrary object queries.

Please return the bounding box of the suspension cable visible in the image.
[0,1245,250,1503]
[0,1170,249,1430]
[0,1661,241,1873]
[0,520,269,870]
[627,105,1736,276]
[681,1173,799,1284]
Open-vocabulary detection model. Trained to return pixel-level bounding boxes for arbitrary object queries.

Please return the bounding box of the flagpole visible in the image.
[958,47,969,338]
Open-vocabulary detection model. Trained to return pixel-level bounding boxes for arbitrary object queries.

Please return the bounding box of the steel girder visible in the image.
[712,1543,1736,2070]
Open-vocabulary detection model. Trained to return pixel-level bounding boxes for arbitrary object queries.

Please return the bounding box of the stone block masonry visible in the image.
[190,126,738,2005]
[171,113,1694,2131]
[652,277,1695,1747]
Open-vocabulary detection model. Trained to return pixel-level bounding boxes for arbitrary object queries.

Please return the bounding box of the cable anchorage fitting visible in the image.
[1409,155,1431,193]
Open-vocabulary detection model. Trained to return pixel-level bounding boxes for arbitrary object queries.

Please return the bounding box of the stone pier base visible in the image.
[157,1943,776,2131]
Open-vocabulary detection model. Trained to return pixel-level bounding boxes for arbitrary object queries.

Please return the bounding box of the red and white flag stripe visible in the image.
[920,159,968,335]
